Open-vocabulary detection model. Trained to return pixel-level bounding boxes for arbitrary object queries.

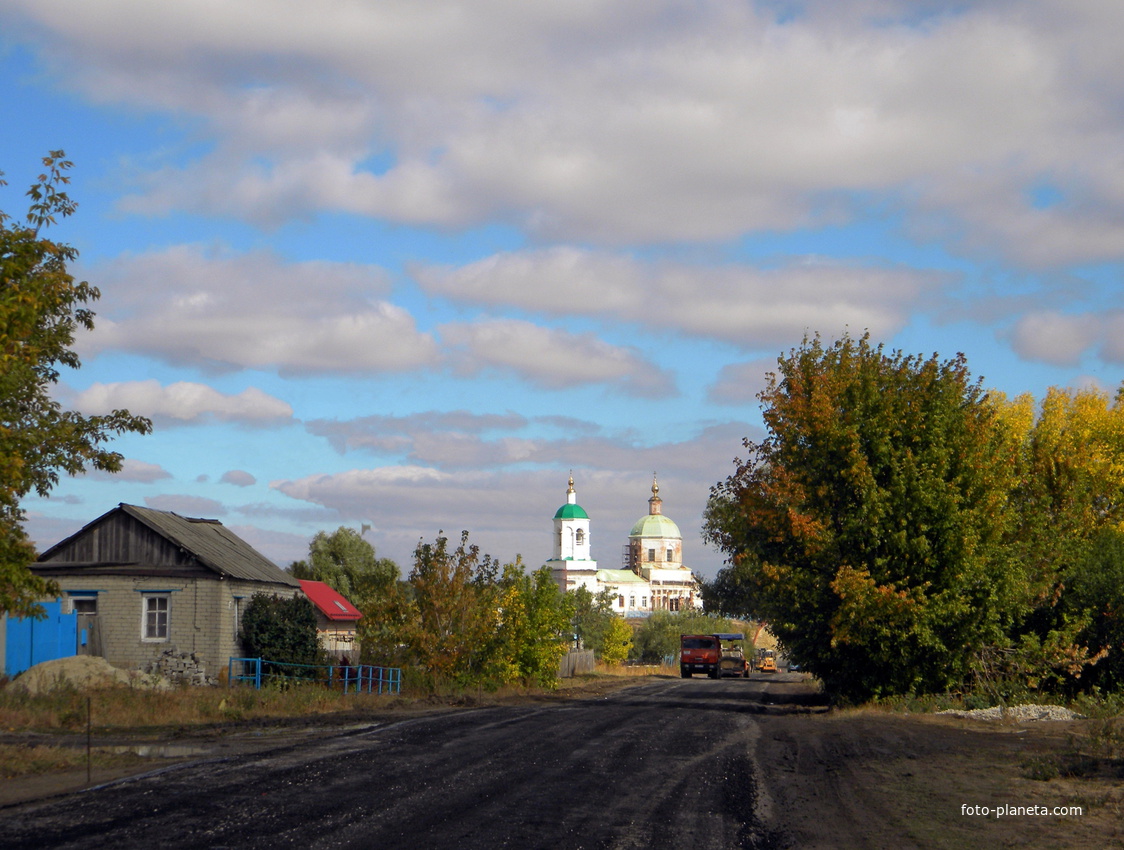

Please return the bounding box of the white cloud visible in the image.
[87,458,173,484]
[416,248,939,347]
[1008,311,1115,367]
[144,494,227,517]
[72,380,294,426]
[707,358,778,406]
[221,470,257,487]
[79,245,439,375]
[9,0,1124,262]
[272,422,754,576]
[440,318,676,397]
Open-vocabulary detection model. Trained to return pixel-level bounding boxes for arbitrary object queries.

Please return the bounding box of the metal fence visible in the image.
[228,657,402,694]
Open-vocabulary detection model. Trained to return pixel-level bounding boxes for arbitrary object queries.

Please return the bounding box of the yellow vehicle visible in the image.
[756,648,777,672]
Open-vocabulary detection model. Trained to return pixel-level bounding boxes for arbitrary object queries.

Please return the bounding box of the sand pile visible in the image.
[7,656,171,695]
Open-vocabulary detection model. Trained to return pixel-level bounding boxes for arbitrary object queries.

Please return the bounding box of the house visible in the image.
[298,579,362,659]
[32,503,302,683]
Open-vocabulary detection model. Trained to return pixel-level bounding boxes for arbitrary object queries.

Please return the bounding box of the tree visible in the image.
[485,562,574,687]
[599,616,633,665]
[630,611,742,662]
[239,593,325,674]
[567,585,617,657]
[1,152,151,616]
[398,530,501,683]
[703,333,1023,702]
[290,526,399,605]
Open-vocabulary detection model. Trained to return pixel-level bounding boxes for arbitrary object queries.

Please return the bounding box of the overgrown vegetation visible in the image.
[360,531,573,690]
[703,332,1124,704]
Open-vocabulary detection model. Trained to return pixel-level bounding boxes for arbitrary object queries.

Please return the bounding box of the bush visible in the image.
[239,593,325,675]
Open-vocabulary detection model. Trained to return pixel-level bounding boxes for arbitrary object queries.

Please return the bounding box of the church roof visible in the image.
[629,513,681,539]
[554,503,589,520]
[596,569,648,584]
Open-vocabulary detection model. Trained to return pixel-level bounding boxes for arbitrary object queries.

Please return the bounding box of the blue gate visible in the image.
[4,601,78,678]
[228,657,402,694]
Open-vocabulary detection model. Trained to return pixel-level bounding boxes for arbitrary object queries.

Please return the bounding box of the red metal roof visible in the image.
[298,580,362,621]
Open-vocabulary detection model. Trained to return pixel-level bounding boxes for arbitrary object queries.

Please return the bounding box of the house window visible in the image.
[142,595,170,641]
[68,593,98,616]
[648,548,655,562]
[233,597,244,640]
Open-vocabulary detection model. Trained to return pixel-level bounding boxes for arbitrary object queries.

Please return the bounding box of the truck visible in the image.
[680,633,748,679]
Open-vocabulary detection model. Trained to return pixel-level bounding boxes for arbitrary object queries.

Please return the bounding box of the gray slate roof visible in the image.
[121,504,300,587]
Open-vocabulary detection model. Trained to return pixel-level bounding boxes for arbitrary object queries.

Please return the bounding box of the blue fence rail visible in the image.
[228,657,402,695]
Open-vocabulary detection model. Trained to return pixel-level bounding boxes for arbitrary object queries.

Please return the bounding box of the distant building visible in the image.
[297,579,362,659]
[546,475,701,616]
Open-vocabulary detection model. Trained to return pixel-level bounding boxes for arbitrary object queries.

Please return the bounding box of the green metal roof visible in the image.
[629,514,682,539]
[596,569,648,584]
[554,503,589,520]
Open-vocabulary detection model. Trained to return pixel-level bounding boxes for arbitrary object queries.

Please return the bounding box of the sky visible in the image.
[3,0,1123,581]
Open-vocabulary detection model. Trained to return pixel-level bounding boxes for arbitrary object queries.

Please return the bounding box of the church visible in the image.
[545,474,702,616]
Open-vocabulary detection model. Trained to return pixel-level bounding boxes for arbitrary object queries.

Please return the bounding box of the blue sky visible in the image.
[3,1,1122,579]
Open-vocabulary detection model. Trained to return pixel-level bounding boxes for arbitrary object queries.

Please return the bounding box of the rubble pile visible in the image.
[936,704,1083,722]
[144,647,215,686]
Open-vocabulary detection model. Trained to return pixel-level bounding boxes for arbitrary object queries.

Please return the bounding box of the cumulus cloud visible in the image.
[87,458,173,483]
[1008,310,1124,367]
[72,380,294,426]
[80,245,439,375]
[273,421,755,575]
[415,249,939,347]
[220,470,257,487]
[707,358,778,406]
[440,318,676,397]
[144,494,227,517]
[9,1,1124,263]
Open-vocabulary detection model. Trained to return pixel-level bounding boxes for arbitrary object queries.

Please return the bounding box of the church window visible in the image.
[648,548,655,562]
[617,595,625,608]
[628,595,635,609]
[667,548,674,562]
[641,596,647,609]
[576,529,585,545]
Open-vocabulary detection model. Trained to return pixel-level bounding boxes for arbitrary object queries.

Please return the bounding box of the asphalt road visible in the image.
[1,676,821,850]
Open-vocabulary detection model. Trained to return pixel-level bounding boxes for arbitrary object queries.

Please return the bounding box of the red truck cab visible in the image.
[680,634,722,679]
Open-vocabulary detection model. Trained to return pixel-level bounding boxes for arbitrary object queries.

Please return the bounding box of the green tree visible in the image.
[290,526,399,605]
[567,585,617,657]
[630,611,742,662]
[704,333,1022,702]
[599,616,633,665]
[1,152,151,616]
[398,530,500,683]
[485,562,574,687]
[239,593,325,674]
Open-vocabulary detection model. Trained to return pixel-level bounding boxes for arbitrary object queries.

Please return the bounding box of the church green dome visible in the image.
[554,503,589,520]
[629,514,681,539]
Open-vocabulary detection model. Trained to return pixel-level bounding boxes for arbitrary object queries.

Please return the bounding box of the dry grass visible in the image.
[0,682,412,734]
[0,744,147,779]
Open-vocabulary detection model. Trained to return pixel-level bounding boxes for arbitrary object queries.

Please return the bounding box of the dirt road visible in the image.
[1,675,1119,849]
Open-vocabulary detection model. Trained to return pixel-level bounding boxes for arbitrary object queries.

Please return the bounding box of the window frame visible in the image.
[141,594,171,642]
